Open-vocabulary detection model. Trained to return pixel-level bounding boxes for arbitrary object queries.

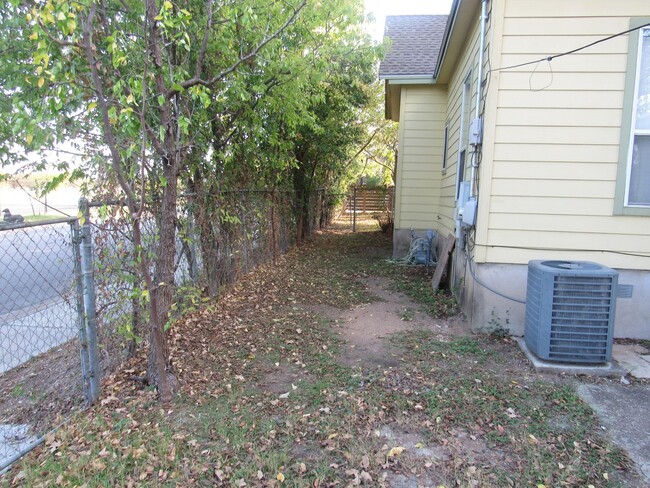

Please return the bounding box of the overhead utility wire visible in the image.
[490,21,650,73]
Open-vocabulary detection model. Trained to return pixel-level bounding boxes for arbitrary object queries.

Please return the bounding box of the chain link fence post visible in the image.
[240,192,249,274]
[352,186,357,232]
[70,219,91,402]
[79,198,100,403]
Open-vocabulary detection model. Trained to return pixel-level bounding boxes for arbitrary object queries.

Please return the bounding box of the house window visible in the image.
[628,28,650,205]
[615,21,650,214]
[455,74,472,201]
[442,125,449,172]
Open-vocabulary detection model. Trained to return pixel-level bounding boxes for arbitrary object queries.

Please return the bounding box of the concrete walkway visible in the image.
[576,344,650,484]
[518,341,650,483]
[577,384,650,483]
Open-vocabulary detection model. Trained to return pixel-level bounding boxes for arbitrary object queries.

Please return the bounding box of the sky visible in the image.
[364,0,454,41]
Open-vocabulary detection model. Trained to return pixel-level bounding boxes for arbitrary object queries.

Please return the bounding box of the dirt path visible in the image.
[308,277,467,369]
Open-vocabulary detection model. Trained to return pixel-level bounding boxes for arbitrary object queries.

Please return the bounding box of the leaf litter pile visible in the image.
[4,227,644,487]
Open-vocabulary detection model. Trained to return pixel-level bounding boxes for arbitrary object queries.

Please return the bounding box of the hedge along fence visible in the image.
[88,187,338,360]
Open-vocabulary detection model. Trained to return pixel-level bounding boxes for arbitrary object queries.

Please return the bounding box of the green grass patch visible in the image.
[23,214,63,222]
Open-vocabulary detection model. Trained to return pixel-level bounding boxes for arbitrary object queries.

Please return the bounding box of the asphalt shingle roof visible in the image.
[378,15,448,78]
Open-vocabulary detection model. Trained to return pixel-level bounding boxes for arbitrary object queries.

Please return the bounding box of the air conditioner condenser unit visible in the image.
[524,260,618,364]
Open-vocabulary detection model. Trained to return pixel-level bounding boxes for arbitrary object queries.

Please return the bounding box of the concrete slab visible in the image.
[516,338,626,377]
[577,384,650,484]
[612,345,650,379]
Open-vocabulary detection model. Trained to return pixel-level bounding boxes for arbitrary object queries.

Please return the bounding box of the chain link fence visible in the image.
[0,187,342,470]
[0,217,89,467]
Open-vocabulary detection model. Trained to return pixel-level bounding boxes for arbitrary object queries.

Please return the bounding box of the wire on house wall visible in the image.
[464,244,527,304]
[488,21,650,74]
[471,242,650,259]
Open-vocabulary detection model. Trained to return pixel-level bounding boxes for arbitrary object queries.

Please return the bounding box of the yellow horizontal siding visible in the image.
[401,178,443,189]
[482,0,650,270]
[496,107,622,128]
[438,3,486,239]
[493,143,619,163]
[490,196,615,216]
[494,125,621,145]
[503,0,650,18]
[402,169,443,179]
[500,35,627,55]
[497,89,624,109]
[498,72,626,91]
[490,179,614,198]
[394,85,447,229]
[484,248,648,270]
[492,162,618,181]
[487,229,650,254]
[502,16,630,36]
[488,213,648,236]
[498,53,627,73]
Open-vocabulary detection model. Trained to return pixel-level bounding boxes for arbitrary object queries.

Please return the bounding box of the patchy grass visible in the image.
[22,214,63,222]
[3,227,642,487]
[390,269,459,318]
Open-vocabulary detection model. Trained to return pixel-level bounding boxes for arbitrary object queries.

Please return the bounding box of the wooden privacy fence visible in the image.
[343,186,394,214]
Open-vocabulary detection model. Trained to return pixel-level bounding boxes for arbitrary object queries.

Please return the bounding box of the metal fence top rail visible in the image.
[0,217,78,231]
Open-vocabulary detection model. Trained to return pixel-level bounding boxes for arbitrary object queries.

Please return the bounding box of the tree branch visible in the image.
[343,129,379,168]
[168,0,307,97]
[81,3,137,211]
[194,0,214,81]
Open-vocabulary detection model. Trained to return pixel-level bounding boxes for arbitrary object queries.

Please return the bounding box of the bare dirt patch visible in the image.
[258,363,311,395]
[311,276,468,368]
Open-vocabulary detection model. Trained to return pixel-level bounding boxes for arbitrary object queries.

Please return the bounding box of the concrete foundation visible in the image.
[393,228,650,340]
[459,261,650,340]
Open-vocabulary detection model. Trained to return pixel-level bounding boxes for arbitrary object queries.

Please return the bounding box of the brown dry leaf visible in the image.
[360,454,370,469]
[166,445,176,461]
[387,446,405,457]
[345,469,361,486]
[12,471,26,484]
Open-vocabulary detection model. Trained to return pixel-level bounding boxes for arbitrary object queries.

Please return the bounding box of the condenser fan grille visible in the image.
[548,276,613,361]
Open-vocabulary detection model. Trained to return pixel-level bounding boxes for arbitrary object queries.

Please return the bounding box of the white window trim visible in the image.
[455,73,472,201]
[614,19,650,216]
[442,125,449,173]
[624,26,650,207]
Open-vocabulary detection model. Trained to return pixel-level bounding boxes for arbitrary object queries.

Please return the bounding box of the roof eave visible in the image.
[434,0,480,84]
[379,74,436,85]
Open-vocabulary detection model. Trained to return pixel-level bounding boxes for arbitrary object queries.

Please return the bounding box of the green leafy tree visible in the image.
[14,0,306,402]
[3,0,380,402]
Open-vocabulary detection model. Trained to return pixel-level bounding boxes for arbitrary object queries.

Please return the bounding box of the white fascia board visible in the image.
[379,75,435,85]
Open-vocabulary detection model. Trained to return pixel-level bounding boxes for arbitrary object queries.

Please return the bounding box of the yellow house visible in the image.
[380,0,650,339]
